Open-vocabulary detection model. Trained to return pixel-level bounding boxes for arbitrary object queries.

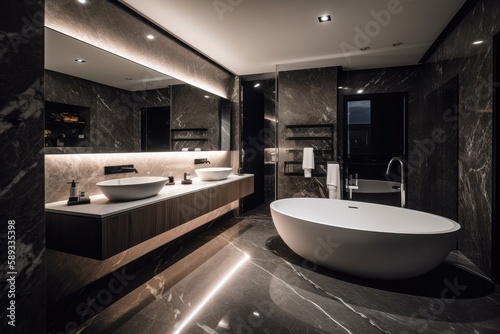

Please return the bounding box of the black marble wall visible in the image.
[431,0,499,277]
[45,70,170,153]
[277,67,338,199]
[0,1,45,333]
[335,0,499,277]
[171,84,219,151]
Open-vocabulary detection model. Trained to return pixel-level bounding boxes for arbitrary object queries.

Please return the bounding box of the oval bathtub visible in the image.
[270,198,460,280]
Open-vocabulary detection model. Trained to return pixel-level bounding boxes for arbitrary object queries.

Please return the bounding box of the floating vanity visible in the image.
[46,174,254,260]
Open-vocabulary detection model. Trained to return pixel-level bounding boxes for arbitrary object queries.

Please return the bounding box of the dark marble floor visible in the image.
[79,204,500,334]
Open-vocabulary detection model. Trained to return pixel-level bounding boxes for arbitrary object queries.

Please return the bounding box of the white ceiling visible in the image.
[120,0,467,76]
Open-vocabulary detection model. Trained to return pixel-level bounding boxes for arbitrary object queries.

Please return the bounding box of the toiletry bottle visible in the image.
[68,180,79,201]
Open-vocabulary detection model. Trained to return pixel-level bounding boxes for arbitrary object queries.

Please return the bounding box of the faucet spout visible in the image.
[121,167,138,173]
[386,157,405,208]
[386,157,404,180]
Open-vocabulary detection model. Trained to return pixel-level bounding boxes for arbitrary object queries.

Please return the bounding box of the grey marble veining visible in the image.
[62,204,500,334]
[0,1,46,333]
[277,67,338,199]
[171,84,219,151]
[45,70,170,154]
[44,151,232,203]
[336,0,499,278]
[430,0,499,277]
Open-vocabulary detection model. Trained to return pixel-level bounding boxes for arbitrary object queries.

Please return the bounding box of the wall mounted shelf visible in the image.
[171,128,209,132]
[171,128,208,142]
[171,138,208,141]
[44,101,90,147]
[284,123,334,176]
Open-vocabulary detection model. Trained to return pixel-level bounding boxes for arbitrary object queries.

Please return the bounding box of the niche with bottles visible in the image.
[44,101,90,147]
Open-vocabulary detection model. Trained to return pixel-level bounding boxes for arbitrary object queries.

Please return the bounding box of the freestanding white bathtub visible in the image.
[270,198,460,280]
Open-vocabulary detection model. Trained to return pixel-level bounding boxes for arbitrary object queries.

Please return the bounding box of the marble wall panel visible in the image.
[0,1,45,333]
[277,67,337,199]
[171,84,219,151]
[434,0,500,276]
[44,151,232,203]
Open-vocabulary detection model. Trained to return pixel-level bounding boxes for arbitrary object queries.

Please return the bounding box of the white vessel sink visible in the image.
[195,167,232,181]
[96,176,168,201]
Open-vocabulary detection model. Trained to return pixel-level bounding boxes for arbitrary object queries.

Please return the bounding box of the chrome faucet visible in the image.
[345,173,358,200]
[386,157,405,208]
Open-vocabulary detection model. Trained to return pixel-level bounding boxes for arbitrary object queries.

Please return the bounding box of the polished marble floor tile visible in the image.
[80,205,500,334]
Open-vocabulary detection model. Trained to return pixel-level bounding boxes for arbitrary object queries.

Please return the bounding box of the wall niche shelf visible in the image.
[171,128,208,142]
[44,101,90,148]
[284,123,334,176]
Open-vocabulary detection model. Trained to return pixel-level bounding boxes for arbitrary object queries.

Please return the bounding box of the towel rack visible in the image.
[283,124,335,176]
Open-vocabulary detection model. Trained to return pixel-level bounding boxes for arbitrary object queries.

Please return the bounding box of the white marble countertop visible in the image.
[45,174,253,218]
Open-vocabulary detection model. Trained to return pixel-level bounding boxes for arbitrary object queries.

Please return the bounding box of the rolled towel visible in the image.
[326,162,341,199]
[194,148,201,151]
[181,148,189,151]
[302,147,314,178]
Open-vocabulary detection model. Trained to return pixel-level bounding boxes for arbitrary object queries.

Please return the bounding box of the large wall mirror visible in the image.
[44,28,231,154]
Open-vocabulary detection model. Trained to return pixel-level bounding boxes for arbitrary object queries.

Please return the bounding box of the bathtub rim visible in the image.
[270,198,461,235]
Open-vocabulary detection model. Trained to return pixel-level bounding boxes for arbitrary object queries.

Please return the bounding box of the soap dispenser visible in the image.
[181,172,192,184]
[68,180,79,202]
[166,171,174,185]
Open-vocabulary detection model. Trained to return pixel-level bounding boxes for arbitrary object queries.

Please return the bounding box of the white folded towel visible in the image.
[194,148,201,151]
[326,163,341,199]
[302,147,314,178]
[181,148,189,151]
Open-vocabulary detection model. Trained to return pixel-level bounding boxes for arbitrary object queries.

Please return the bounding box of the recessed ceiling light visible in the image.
[74,58,85,63]
[360,47,371,51]
[254,83,261,88]
[473,40,484,45]
[77,0,87,4]
[318,15,331,23]
[146,34,155,40]
[204,95,210,99]
[392,42,403,47]
[338,86,344,89]
[357,89,364,94]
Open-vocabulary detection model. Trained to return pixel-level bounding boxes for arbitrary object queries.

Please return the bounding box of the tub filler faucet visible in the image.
[345,173,358,200]
[386,157,405,208]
